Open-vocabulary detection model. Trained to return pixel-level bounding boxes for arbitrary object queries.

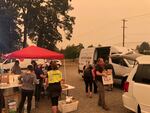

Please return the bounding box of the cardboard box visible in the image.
[4,93,20,113]
[102,74,113,85]
[58,100,79,113]
[0,75,9,84]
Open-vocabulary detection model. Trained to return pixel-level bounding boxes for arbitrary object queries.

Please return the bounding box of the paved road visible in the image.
[32,62,134,113]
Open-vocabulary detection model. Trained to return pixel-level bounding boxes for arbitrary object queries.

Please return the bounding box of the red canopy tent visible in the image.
[3,46,64,59]
[3,46,66,80]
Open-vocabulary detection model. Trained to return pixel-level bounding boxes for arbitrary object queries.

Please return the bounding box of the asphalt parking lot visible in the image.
[32,61,134,113]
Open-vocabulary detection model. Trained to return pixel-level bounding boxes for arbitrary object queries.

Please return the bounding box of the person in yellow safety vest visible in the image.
[45,61,63,113]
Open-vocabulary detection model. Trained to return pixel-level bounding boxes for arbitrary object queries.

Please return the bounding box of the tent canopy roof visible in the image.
[4,46,64,59]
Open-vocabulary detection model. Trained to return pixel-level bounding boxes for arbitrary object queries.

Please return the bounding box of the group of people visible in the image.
[0,58,115,113]
[83,57,115,111]
[9,60,63,113]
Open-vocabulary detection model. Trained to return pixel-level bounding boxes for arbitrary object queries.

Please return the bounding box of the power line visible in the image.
[126,12,150,20]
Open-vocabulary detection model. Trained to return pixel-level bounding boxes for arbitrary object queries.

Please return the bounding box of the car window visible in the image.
[111,57,128,67]
[133,64,150,85]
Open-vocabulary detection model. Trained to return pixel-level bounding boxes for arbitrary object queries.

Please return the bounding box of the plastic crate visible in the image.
[58,100,79,113]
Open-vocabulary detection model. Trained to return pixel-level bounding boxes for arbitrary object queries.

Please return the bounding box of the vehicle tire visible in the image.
[121,76,128,89]
[137,105,141,113]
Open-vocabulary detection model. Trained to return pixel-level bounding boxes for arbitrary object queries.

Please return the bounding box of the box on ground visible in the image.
[4,93,20,113]
[58,100,79,113]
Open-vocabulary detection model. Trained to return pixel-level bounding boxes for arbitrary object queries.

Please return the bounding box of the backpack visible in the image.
[83,68,93,81]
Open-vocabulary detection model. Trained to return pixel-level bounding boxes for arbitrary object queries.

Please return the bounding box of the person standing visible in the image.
[0,90,4,113]
[34,64,45,105]
[82,61,90,78]
[45,61,62,113]
[95,58,109,111]
[31,60,38,70]
[92,64,98,94]
[18,65,37,113]
[11,60,22,74]
[11,60,22,92]
[83,65,93,98]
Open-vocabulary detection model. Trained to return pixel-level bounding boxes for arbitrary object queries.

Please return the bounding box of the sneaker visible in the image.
[102,105,110,111]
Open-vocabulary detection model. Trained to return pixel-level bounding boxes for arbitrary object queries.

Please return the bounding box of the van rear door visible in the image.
[94,46,110,61]
[78,47,95,73]
[132,64,150,112]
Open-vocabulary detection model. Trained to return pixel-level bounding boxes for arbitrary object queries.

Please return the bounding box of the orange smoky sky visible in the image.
[57,0,150,49]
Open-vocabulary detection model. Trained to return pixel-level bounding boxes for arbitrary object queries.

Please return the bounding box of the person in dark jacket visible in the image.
[83,65,93,98]
[95,58,109,111]
[92,65,98,94]
[34,64,45,103]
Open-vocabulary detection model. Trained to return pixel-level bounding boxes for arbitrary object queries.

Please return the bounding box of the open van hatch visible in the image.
[94,46,111,61]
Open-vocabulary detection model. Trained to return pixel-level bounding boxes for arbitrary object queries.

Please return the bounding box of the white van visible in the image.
[122,55,150,113]
[78,46,136,85]
[78,46,111,73]
[0,59,45,73]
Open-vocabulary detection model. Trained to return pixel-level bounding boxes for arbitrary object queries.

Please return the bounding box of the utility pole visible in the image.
[122,19,127,47]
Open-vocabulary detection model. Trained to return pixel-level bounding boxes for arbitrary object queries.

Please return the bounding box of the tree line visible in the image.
[136,41,150,55]
[0,0,75,53]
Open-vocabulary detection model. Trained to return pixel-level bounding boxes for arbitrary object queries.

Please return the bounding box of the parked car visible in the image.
[122,55,150,113]
[110,53,142,87]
